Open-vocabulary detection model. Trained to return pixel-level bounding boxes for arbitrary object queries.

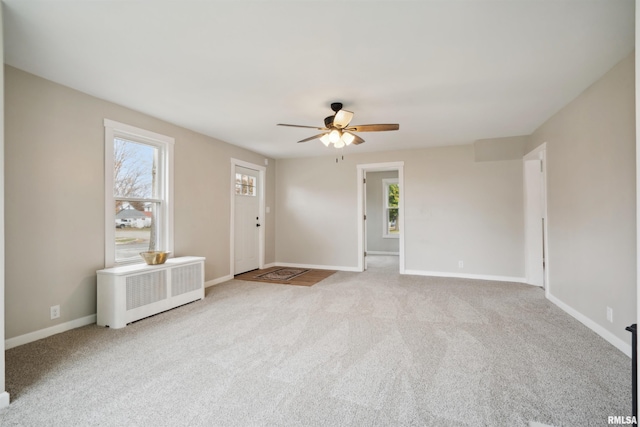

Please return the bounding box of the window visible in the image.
[383,178,399,238]
[235,173,256,196]
[104,119,174,266]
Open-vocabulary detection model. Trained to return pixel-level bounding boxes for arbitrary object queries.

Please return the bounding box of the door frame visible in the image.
[357,162,405,273]
[523,143,550,297]
[230,158,266,275]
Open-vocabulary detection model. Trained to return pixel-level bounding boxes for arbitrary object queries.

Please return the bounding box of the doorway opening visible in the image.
[357,162,405,273]
[366,254,400,273]
[230,159,266,275]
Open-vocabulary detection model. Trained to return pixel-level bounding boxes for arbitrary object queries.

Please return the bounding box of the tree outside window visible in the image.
[383,179,399,237]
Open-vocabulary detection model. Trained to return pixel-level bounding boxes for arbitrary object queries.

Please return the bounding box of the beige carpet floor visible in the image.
[0,256,632,426]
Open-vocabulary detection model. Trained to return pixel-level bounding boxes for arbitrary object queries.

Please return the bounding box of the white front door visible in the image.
[234,166,260,274]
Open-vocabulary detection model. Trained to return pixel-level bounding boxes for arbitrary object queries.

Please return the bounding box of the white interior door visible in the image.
[524,158,545,287]
[234,166,260,274]
[363,171,368,270]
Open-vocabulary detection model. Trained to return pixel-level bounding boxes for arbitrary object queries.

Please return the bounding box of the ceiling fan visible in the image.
[277,102,399,148]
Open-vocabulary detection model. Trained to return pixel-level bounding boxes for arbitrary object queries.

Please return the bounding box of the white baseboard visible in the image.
[263,262,276,269]
[276,262,360,272]
[205,274,233,288]
[547,293,631,357]
[0,391,9,409]
[5,314,96,350]
[404,269,527,284]
[367,251,399,256]
[5,274,239,349]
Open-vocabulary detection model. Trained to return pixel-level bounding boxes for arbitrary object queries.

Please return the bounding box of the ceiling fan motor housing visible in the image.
[324,116,335,128]
[324,102,345,128]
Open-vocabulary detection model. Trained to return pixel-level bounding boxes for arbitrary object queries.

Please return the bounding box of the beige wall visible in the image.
[636,3,640,361]
[0,4,8,407]
[474,135,528,162]
[528,52,636,345]
[276,146,524,278]
[4,66,276,339]
[275,156,360,268]
[404,145,524,277]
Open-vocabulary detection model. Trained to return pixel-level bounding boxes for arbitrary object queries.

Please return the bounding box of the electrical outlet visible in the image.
[458,260,464,269]
[606,307,613,323]
[50,305,60,320]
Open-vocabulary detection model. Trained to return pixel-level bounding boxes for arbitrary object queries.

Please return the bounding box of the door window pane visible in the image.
[235,173,256,196]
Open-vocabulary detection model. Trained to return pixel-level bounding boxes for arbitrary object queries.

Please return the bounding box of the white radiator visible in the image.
[97,256,205,329]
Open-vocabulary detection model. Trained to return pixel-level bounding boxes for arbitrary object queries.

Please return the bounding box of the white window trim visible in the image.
[104,119,174,267]
[382,178,399,239]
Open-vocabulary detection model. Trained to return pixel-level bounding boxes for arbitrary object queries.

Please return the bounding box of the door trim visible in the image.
[523,143,549,298]
[230,158,266,275]
[357,162,405,273]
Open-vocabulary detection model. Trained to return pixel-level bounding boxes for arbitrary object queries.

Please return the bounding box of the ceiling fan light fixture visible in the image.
[341,131,355,146]
[319,134,331,147]
[334,110,354,129]
[329,129,341,144]
[278,103,399,149]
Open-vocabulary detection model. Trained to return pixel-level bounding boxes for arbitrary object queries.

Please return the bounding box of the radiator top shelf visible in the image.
[97,256,205,276]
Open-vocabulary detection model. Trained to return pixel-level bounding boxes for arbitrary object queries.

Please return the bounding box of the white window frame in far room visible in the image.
[104,119,174,267]
[382,178,400,239]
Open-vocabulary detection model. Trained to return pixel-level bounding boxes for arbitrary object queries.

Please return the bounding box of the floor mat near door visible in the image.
[234,266,336,286]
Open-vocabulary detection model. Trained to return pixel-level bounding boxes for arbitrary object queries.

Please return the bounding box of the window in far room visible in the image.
[104,119,174,266]
[383,178,399,238]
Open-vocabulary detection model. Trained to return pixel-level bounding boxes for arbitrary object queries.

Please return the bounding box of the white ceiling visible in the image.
[3,1,635,159]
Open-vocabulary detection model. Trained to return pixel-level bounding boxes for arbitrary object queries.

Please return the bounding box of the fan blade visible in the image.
[297,133,328,143]
[333,110,354,129]
[351,133,365,145]
[278,123,328,131]
[341,131,363,146]
[345,124,399,132]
